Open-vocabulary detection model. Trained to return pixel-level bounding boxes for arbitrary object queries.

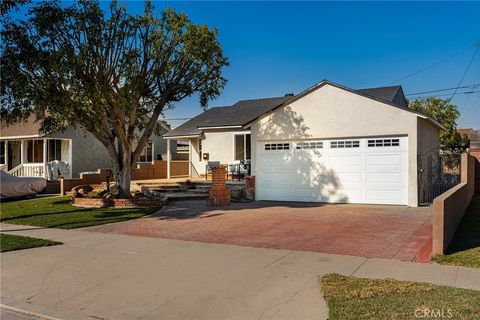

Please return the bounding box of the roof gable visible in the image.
[164,96,292,137]
[164,80,444,138]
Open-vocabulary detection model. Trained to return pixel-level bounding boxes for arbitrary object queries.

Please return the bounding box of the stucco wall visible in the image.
[50,125,170,178]
[432,153,476,254]
[417,118,440,155]
[250,83,435,207]
[190,130,250,175]
[49,126,111,178]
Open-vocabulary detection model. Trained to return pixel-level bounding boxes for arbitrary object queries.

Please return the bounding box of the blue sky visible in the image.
[22,1,480,129]
[126,1,478,129]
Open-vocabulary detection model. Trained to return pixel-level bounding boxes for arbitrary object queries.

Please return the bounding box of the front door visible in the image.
[8,141,21,170]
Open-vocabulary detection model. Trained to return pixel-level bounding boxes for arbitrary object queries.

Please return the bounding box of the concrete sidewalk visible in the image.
[1,223,480,320]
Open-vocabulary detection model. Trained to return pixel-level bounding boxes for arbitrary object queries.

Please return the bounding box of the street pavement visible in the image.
[1,223,479,320]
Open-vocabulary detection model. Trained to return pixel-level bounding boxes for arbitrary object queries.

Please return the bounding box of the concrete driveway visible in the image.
[86,200,433,262]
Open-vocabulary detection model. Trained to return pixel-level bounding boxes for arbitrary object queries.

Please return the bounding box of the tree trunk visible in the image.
[112,150,134,198]
[115,165,132,197]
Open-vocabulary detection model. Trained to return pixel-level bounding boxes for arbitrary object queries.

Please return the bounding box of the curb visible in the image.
[1,304,63,320]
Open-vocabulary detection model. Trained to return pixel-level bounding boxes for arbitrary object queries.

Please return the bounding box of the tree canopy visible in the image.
[1,0,229,195]
[409,97,470,153]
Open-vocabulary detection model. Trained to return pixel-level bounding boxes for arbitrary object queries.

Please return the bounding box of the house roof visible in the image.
[0,115,44,139]
[1,115,171,140]
[357,86,401,103]
[163,96,292,137]
[458,128,480,148]
[164,80,443,138]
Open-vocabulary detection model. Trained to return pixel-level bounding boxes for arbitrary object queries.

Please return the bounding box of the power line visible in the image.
[406,84,480,96]
[411,90,480,99]
[446,44,479,103]
[458,93,480,125]
[387,43,477,85]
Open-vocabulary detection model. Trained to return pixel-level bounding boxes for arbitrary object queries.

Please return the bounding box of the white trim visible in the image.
[42,138,47,178]
[151,141,155,162]
[197,125,243,130]
[166,140,171,179]
[0,134,42,140]
[68,138,73,174]
[163,134,201,140]
[188,140,192,177]
[3,141,8,169]
[232,132,251,162]
[20,140,25,164]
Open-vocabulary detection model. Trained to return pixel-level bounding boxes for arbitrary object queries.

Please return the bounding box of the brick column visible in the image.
[245,176,255,201]
[208,165,230,206]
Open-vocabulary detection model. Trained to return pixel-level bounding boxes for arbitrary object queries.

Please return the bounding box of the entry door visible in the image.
[256,137,408,205]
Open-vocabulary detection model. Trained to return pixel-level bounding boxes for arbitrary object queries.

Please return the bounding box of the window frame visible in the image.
[264,143,290,151]
[138,141,153,163]
[330,140,360,149]
[233,132,251,161]
[296,141,323,150]
[367,138,400,148]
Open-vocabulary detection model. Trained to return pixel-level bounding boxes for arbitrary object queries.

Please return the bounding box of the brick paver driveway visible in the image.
[86,200,433,262]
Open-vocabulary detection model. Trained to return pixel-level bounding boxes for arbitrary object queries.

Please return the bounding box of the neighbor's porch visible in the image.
[0,138,72,179]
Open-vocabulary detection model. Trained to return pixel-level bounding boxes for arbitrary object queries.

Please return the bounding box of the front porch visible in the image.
[0,138,72,179]
[164,134,251,180]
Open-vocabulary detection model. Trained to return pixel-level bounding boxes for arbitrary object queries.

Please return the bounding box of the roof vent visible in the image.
[284,93,294,97]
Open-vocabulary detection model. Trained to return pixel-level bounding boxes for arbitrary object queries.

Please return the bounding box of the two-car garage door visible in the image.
[256,136,408,205]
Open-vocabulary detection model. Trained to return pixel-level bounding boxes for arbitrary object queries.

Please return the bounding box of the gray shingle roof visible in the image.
[165,83,410,138]
[164,96,292,137]
[357,85,407,107]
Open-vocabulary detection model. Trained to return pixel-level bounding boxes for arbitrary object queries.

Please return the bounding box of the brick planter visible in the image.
[208,165,231,206]
[72,196,165,208]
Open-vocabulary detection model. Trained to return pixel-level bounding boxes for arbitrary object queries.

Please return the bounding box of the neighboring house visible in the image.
[0,116,171,178]
[164,80,444,206]
[458,128,480,149]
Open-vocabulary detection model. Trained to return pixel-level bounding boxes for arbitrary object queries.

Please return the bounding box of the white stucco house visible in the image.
[164,80,444,207]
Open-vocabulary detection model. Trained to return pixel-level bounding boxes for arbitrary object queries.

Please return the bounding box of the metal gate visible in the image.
[418,149,461,205]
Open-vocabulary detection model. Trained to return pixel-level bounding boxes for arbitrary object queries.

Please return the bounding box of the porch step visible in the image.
[165,192,208,202]
[187,188,209,194]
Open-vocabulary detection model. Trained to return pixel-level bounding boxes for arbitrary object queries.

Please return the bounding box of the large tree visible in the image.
[409,97,470,153]
[1,0,228,196]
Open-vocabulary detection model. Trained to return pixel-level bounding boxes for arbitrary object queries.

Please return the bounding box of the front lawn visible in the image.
[0,196,159,229]
[0,233,61,252]
[321,273,480,320]
[432,196,480,268]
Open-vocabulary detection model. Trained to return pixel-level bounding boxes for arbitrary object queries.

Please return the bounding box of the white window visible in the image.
[330,140,360,149]
[296,141,323,149]
[47,139,63,162]
[234,133,251,161]
[265,143,290,150]
[139,142,153,162]
[367,138,400,147]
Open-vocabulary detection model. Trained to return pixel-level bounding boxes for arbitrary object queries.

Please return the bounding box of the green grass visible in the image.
[432,196,480,268]
[0,196,159,229]
[1,233,61,252]
[321,273,480,320]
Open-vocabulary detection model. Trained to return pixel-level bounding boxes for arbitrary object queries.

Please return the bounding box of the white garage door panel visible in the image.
[366,189,404,202]
[328,155,362,166]
[257,136,408,205]
[367,154,402,166]
[367,172,401,183]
